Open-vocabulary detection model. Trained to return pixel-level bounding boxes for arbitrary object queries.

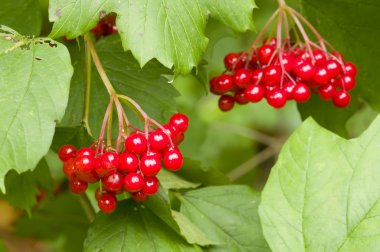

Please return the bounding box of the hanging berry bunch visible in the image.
[58,35,189,214]
[211,0,357,111]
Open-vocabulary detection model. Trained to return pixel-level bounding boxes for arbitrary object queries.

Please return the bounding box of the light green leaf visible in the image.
[180,185,269,252]
[157,169,200,191]
[259,116,380,252]
[0,26,73,191]
[0,0,42,36]
[84,200,202,252]
[49,0,256,74]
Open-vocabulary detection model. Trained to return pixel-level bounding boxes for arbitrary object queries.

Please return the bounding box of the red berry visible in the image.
[215,74,234,94]
[125,133,147,154]
[209,77,219,94]
[333,91,350,108]
[173,132,185,146]
[340,75,356,91]
[244,84,264,102]
[148,130,169,150]
[258,45,275,65]
[95,157,108,177]
[140,155,161,176]
[98,193,117,213]
[119,152,139,173]
[312,49,327,66]
[234,69,251,88]
[163,148,183,171]
[76,148,95,157]
[293,83,311,102]
[325,59,342,78]
[218,95,235,112]
[224,53,240,70]
[132,191,149,202]
[344,62,357,77]
[63,158,76,178]
[74,155,95,174]
[144,149,163,160]
[102,171,124,192]
[69,178,88,194]
[142,176,160,195]
[313,67,331,85]
[169,113,189,132]
[163,123,180,140]
[293,62,316,81]
[279,53,294,72]
[101,152,119,171]
[318,84,336,100]
[262,65,282,86]
[266,90,287,108]
[332,51,344,61]
[234,89,249,105]
[58,145,76,162]
[282,81,296,100]
[251,69,263,85]
[124,173,144,192]
[95,188,114,201]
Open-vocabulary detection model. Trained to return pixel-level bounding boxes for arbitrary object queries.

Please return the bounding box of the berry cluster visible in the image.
[210,7,358,111]
[58,113,188,214]
[91,15,117,39]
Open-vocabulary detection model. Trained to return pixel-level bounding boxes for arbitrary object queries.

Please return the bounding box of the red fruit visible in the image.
[344,62,357,77]
[95,157,108,177]
[244,84,264,102]
[119,152,139,173]
[209,77,219,94]
[169,113,189,132]
[163,148,183,171]
[279,53,294,72]
[101,152,119,171]
[332,51,344,61]
[234,89,249,105]
[163,123,180,140]
[318,84,336,100]
[313,67,331,85]
[234,69,251,88]
[293,83,311,102]
[69,178,88,194]
[148,130,170,150]
[312,49,327,66]
[215,74,234,94]
[95,188,114,201]
[74,155,95,174]
[218,95,235,112]
[142,176,160,195]
[173,132,185,146]
[102,171,124,192]
[293,62,316,81]
[98,193,117,213]
[144,149,163,160]
[282,81,296,100]
[124,173,144,192]
[63,158,76,178]
[263,37,277,46]
[340,75,356,91]
[140,155,161,176]
[132,191,149,202]
[58,145,76,162]
[77,170,99,184]
[224,53,240,70]
[266,90,287,108]
[251,69,263,85]
[258,45,275,65]
[76,148,95,157]
[325,59,342,78]
[125,133,147,154]
[262,65,282,86]
[333,91,351,108]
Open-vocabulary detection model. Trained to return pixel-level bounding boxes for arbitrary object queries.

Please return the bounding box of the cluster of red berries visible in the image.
[210,38,357,111]
[58,113,189,214]
[91,15,117,39]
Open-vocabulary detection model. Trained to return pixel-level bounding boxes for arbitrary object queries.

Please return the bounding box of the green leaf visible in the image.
[0,0,42,36]
[51,126,93,153]
[299,0,380,133]
[1,159,53,210]
[84,200,202,252]
[157,169,200,191]
[259,116,380,252]
[180,185,269,252]
[49,0,256,74]
[0,26,73,191]
[14,193,90,252]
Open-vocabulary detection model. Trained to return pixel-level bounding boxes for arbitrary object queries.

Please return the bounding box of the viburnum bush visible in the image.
[0,0,379,251]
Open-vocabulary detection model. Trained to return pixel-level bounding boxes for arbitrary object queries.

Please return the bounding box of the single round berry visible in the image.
[244,84,264,102]
[74,155,95,174]
[266,90,287,108]
[163,148,183,171]
[293,83,311,102]
[101,152,119,171]
[313,67,331,85]
[173,132,185,146]
[123,173,144,192]
[119,152,139,173]
[148,130,170,150]
[325,59,342,78]
[234,89,249,105]
[69,178,88,194]
[318,84,336,100]
[340,74,356,91]
[282,81,296,100]
[224,53,240,70]
[163,123,180,140]
[63,158,76,178]
[142,176,160,195]
[132,191,149,202]
[169,113,189,132]
[333,91,351,108]
[77,170,99,184]
[58,144,76,162]
[76,148,95,157]
[344,62,357,77]
[258,45,275,65]
[312,49,327,66]
[140,155,161,176]
[215,74,234,94]
[218,95,235,112]
[125,133,148,154]
[143,149,163,160]
[251,69,263,84]
[102,171,124,192]
[98,193,117,213]
[279,53,294,72]
[95,187,114,201]
[293,62,316,81]
[234,69,251,88]
[209,77,219,94]
[262,65,282,86]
